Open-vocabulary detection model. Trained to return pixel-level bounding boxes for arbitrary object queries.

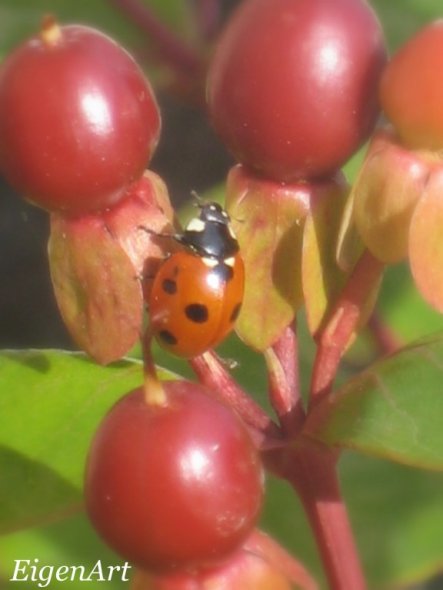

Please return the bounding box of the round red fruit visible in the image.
[131,547,292,590]
[207,0,386,182]
[85,381,264,572]
[379,21,443,151]
[0,21,161,213]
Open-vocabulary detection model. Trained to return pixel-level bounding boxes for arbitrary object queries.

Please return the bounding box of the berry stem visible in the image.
[309,250,384,408]
[109,0,204,76]
[40,15,62,46]
[367,312,401,355]
[189,350,282,446]
[264,322,305,437]
[286,443,366,590]
[194,0,221,40]
[141,329,167,406]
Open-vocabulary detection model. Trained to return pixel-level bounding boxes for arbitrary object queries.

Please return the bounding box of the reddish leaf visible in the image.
[226,165,341,351]
[302,179,350,336]
[409,167,443,313]
[48,172,174,364]
[335,188,365,274]
[353,128,428,263]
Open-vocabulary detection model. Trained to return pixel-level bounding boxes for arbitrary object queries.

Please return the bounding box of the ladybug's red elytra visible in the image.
[149,202,244,358]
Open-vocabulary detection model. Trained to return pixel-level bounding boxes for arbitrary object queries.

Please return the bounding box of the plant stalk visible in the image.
[109,0,204,75]
[282,444,366,590]
[368,312,401,355]
[264,322,305,437]
[310,250,384,408]
[189,350,282,446]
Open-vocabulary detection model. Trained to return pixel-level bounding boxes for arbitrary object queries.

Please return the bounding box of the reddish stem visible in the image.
[109,0,204,76]
[141,329,167,406]
[310,250,384,408]
[189,350,282,446]
[194,0,221,40]
[367,312,401,355]
[285,444,366,590]
[264,322,305,437]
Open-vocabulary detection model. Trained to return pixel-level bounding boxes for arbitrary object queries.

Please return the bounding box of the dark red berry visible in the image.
[0,20,161,213]
[207,0,386,182]
[85,381,264,572]
[131,544,293,589]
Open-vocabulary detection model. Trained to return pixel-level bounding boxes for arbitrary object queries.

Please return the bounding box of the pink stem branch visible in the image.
[310,250,384,408]
[367,312,401,356]
[264,322,305,437]
[278,444,366,590]
[109,0,204,75]
[193,0,221,40]
[189,350,282,446]
[140,329,167,406]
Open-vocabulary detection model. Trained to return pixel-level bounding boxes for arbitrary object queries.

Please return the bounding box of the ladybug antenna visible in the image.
[138,225,178,241]
[190,190,205,209]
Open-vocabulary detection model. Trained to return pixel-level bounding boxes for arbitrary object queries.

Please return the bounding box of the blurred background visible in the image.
[0,1,443,589]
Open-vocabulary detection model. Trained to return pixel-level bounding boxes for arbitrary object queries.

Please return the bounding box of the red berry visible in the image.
[131,545,293,589]
[379,21,443,151]
[85,381,264,572]
[207,0,386,182]
[0,21,160,213]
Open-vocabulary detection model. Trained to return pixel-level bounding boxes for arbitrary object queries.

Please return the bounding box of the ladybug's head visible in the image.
[198,202,230,226]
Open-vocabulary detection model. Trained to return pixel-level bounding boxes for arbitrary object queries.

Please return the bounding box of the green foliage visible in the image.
[0,350,147,533]
[306,333,443,470]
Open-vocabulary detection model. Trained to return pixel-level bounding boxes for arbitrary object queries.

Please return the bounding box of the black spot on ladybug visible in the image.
[230,302,241,323]
[185,303,209,323]
[162,278,177,294]
[159,330,178,345]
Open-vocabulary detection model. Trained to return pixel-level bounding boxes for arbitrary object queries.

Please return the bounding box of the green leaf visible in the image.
[372,0,443,51]
[0,350,148,533]
[378,263,443,343]
[0,513,128,589]
[304,333,443,470]
[341,453,443,589]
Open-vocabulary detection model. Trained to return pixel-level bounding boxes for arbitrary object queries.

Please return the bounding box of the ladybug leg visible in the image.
[138,252,173,283]
[220,356,240,370]
[203,350,240,370]
[137,225,186,245]
[137,225,177,240]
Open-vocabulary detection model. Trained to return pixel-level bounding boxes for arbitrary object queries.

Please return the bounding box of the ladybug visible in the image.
[148,201,244,358]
